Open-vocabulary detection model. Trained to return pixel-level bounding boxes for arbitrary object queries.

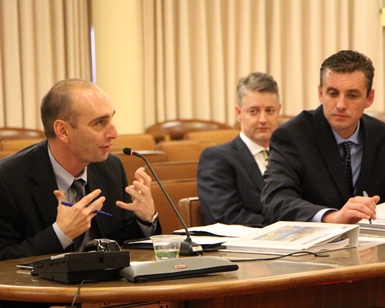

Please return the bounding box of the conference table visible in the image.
[1,243,385,307]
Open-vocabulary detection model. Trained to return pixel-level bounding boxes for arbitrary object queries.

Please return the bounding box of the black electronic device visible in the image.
[81,238,122,252]
[120,256,238,282]
[123,147,203,256]
[33,239,130,283]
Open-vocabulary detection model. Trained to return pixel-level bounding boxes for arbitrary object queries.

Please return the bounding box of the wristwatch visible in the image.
[136,211,159,227]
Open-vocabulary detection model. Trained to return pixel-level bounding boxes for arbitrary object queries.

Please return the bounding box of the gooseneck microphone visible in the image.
[123,148,203,256]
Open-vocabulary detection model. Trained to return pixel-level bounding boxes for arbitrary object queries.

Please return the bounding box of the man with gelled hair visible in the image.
[262,50,385,225]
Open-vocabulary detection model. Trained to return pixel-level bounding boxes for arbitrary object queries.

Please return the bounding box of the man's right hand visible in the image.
[322,195,380,224]
[53,189,105,240]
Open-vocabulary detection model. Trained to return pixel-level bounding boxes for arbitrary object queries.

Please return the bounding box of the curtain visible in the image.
[0,0,91,129]
[140,0,385,127]
[1,0,384,131]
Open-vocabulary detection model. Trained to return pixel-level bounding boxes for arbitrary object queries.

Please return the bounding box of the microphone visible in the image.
[123,148,203,256]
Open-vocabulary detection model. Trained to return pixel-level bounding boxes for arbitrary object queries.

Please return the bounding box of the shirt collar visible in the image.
[48,145,87,196]
[332,120,361,145]
[239,132,267,156]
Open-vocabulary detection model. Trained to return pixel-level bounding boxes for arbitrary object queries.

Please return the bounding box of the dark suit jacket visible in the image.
[0,140,160,260]
[197,135,266,226]
[261,105,385,224]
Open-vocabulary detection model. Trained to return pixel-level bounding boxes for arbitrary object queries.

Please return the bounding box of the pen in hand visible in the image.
[363,191,371,224]
[61,201,113,217]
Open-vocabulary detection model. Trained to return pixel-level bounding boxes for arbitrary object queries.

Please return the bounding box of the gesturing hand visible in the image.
[116,167,156,222]
[53,189,105,240]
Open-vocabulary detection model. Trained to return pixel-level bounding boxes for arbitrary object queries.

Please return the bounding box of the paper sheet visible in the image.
[174,223,256,237]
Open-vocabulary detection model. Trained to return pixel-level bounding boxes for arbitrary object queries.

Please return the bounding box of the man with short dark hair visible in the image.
[262,50,385,225]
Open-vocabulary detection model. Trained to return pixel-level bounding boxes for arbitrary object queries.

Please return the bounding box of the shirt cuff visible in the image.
[311,208,337,222]
[136,212,159,237]
[53,222,73,249]
[137,223,154,238]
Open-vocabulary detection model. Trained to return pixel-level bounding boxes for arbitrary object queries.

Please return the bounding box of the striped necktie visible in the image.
[72,179,85,202]
[71,179,86,250]
[262,150,269,168]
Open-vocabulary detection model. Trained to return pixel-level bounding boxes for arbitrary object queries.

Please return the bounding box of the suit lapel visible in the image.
[233,136,265,191]
[313,106,351,200]
[355,116,376,193]
[30,140,60,226]
[30,142,117,237]
[86,165,116,237]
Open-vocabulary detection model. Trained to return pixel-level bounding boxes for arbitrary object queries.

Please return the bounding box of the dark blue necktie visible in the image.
[341,142,354,196]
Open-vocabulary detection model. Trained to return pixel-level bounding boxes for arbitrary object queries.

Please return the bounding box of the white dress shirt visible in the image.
[239,132,268,174]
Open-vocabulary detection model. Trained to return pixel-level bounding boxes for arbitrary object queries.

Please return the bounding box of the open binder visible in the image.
[222,221,359,255]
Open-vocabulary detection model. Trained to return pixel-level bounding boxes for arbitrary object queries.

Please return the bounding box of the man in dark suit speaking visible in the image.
[198,72,281,226]
[0,79,161,260]
[262,50,385,225]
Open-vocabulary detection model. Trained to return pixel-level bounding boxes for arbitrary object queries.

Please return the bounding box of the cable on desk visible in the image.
[225,251,330,262]
[71,279,96,308]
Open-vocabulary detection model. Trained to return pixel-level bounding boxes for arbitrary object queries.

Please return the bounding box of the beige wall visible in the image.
[91,0,143,134]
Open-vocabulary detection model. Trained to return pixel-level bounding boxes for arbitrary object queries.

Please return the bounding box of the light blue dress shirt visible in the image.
[312,122,363,222]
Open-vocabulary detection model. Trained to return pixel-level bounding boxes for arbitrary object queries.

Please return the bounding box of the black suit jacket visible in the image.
[0,140,160,260]
[197,135,265,226]
[261,105,385,224]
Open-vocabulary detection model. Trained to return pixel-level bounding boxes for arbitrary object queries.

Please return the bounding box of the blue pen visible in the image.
[61,201,113,217]
[363,191,371,224]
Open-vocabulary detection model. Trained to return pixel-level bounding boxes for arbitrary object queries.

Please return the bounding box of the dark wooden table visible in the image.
[1,244,385,307]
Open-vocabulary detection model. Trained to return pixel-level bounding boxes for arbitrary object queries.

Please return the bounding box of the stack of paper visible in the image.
[124,223,258,251]
[173,223,256,237]
[359,202,385,233]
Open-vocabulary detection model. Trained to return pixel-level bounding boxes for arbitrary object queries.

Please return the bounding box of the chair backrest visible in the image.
[110,134,156,152]
[234,115,293,129]
[144,160,198,181]
[0,137,44,152]
[365,111,385,123]
[177,197,203,228]
[0,150,16,159]
[155,140,217,161]
[0,127,45,140]
[278,115,293,126]
[146,119,232,142]
[112,150,169,182]
[184,128,240,144]
[151,179,197,234]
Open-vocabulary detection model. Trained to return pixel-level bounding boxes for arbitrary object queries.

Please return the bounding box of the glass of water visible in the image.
[150,234,184,260]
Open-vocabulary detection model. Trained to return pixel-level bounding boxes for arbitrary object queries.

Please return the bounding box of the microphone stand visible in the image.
[123,148,203,256]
